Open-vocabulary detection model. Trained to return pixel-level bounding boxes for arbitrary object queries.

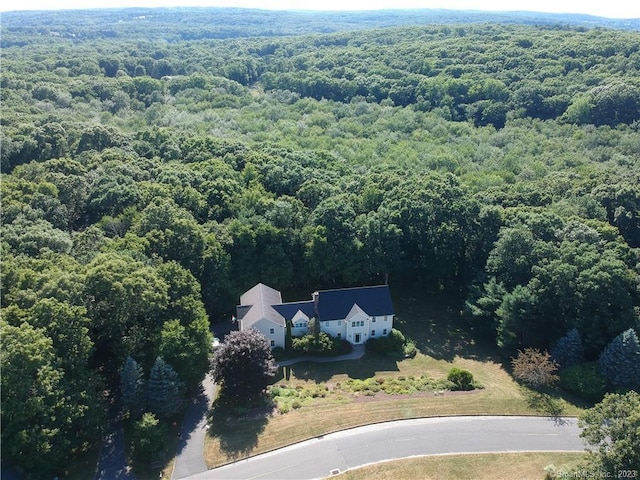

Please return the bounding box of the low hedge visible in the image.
[291,332,352,356]
[366,328,417,358]
[559,362,607,402]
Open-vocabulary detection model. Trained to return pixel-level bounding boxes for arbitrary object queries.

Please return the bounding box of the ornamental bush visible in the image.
[366,328,411,356]
[291,332,350,356]
[559,362,607,402]
[447,367,475,391]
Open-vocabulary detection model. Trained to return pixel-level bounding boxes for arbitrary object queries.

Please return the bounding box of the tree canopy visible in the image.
[1,8,639,477]
[211,329,278,403]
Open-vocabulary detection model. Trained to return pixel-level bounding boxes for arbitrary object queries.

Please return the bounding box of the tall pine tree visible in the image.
[147,357,185,419]
[598,328,640,390]
[120,355,146,418]
[551,328,584,369]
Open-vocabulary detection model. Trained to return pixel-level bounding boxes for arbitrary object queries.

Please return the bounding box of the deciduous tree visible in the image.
[579,391,640,475]
[511,348,559,389]
[211,329,277,403]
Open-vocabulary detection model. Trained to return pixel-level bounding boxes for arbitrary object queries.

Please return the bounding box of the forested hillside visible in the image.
[1,8,639,478]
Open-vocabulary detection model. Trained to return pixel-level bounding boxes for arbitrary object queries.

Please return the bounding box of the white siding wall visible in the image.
[289,313,394,346]
[252,319,285,349]
[320,320,346,339]
[345,311,370,344]
[369,315,393,338]
[290,311,311,337]
[381,314,393,335]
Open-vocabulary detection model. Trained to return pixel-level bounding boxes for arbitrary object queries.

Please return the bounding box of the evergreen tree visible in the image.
[147,357,185,419]
[551,328,584,369]
[598,329,640,390]
[120,355,146,417]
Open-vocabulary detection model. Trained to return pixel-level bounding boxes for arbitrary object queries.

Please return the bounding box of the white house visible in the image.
[237,283,395,347]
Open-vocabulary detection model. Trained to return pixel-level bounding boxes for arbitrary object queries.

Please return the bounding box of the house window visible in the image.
[325,321,330,327]
[372,318,376,322]
[371,330,376,336]
[270,328,274,335]
[270,340,275,347]
[383,329,388,335]
[337,320,342,325]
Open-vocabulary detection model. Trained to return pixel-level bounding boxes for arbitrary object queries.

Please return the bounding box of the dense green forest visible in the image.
[1,8,639,478]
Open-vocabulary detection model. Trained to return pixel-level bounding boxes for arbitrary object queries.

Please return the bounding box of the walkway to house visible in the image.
[278,343,365,366]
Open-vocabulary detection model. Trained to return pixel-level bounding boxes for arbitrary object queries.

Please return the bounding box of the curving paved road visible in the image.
[180,416,585,480]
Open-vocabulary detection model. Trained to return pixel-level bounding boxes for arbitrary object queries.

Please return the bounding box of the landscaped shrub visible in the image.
[598,328,640,390]
[366,328,414,357]
[403,339,417,358]
[447,367,475,391]
[271,346,286,361]
[291,332,349,356]
[560,362,607,402]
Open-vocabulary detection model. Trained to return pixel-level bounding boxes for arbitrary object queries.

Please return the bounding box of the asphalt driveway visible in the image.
[180,415,585,480]
[172,374,217,479]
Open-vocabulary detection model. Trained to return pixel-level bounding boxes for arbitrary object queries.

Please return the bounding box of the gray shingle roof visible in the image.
[238,283,394,326]
[316,285,394,321]
[271,301,316,320]
[237,283,285,328]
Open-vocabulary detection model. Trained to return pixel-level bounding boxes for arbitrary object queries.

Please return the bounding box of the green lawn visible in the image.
[331,452,587,480]
[204,291,589,469]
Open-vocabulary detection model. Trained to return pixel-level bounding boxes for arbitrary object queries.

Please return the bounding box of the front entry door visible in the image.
[354,333,361,344]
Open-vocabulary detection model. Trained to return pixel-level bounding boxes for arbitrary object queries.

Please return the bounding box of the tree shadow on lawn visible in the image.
[280,354,400,383]
[523,388,566,417]
[393,290,502,364]
[518,383,593,424]
[206,397,270,460]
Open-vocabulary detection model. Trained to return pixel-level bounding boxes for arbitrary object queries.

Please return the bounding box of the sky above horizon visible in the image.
[1,0,639,18]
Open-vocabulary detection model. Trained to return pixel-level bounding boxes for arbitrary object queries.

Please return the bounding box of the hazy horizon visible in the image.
[1,0,639,19]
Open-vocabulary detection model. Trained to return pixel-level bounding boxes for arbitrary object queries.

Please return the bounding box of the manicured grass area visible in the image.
[331,452,587,480]
[204,291,588,469]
